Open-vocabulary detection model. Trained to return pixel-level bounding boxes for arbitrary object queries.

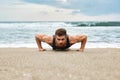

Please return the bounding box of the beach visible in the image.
[0,48,120,80]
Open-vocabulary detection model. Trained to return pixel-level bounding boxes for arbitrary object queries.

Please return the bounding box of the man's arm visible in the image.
[35,34,46,51]
[35,34,52,51]
[76,35,87,52]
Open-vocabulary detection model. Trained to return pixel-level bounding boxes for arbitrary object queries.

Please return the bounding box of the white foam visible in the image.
[0,42,120,48]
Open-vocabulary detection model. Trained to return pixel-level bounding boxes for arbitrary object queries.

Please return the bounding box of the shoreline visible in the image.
[0,48,120,80]
[0,43,120,48]
[0,48,120,53]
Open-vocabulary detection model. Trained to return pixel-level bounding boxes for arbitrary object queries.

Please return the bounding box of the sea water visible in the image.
[0,21,120,48]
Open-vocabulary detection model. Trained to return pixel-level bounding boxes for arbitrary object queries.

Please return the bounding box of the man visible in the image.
[35,28,87,52]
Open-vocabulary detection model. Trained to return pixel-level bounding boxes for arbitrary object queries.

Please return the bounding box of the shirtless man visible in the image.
[35,28,87,52]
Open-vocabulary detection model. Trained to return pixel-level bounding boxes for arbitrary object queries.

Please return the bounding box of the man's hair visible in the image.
[55,28,67,36]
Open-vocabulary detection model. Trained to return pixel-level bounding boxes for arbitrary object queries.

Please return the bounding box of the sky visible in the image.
[0,0,120,21]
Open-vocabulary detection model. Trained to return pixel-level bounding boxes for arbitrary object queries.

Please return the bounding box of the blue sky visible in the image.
[0,0,120,21]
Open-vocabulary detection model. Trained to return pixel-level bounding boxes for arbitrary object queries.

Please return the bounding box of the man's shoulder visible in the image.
[68,35,81,38]
[41,35,53,44]
[68,35,78,44]
[43,35,53,40]
[68,35,76,39]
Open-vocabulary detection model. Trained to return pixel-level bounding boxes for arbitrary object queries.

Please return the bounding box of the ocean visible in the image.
[0,21,120,48]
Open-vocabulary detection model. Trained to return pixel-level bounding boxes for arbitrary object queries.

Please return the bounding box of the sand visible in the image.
[0,48,120,80]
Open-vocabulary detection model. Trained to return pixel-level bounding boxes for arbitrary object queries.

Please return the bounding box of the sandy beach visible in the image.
[0,48,120,80]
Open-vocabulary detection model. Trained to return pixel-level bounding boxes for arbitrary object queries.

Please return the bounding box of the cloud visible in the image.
[71,10,81,15]
[0,0,120,21]
[23,0,120,16]
[0,0,24,5]
[61,0,67,3]
[0,3,120,21]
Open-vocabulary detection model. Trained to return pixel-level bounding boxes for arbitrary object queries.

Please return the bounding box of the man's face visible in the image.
[55,35,66,47]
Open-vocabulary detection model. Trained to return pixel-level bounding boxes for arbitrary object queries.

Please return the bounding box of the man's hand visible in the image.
[73,35,87,52]
[77,49,84,52]
[39,48,46,51]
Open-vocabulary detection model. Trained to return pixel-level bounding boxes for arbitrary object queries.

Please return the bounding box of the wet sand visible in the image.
[0,48,120,80]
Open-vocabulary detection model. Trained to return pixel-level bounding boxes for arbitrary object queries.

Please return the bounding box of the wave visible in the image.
[1,21,120,27]
[65,21,120,27]
[0,21,120,48]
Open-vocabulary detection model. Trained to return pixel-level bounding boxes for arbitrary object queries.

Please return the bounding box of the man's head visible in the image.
[55,28,67,47]
[55,28,67,36]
